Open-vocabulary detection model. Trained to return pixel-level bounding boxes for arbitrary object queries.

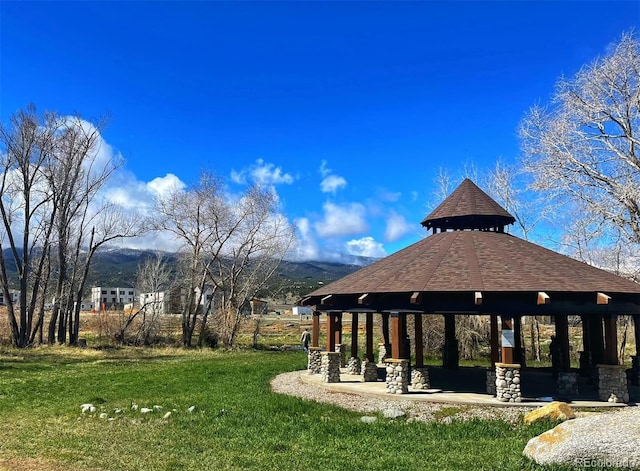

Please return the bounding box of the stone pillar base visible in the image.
[411,366,430,390]
[486,368,497,396]
[378,343,390,365]
[597,364,629,403]
[557,371,579,396]
[335,344,346,367]
[307,347,322,374]
[321,352,341,383]
[385,359,409,394]
[361,359,378,382]
[346,356,361,375]
[495,363,522,403]
[629,355,640,386]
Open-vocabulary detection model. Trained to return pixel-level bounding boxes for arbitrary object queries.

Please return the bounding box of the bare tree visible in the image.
[0,105,137,347]
[520,32,640,260]
[134,252,174,345]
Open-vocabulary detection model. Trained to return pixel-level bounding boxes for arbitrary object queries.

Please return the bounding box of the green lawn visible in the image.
[0,347,564,471]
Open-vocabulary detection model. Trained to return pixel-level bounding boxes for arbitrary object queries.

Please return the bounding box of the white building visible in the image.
[138,287,214,315]
[0,290,19,306]
[139,291,168,315]
[91,287,136,310]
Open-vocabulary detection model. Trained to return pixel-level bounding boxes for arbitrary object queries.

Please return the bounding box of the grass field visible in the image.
[0,346,572,471]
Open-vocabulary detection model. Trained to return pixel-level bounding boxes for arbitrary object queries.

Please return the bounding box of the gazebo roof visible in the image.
[301,179,640,315]
[421,178,516,232]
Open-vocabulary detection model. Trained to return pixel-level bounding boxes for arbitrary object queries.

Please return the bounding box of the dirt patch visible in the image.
[0,458,104,471]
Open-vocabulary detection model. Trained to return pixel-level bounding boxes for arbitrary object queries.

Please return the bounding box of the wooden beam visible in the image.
[474,291,483,305]
[320,295,332,305]
[358,293,370,305]
[537,292,550,305]
[597,292,611,305]
[410,292,422,304]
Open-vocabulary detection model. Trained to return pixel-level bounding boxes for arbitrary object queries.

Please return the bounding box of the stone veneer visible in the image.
[597,364,629,403]
[495,363,522,403]
[361,359,378,382]
[347,356,362,375]
[378,343,390,364]
[629,355,640,386]
[486,368,497,396]
[335,344,346,367]
[321,352,341,383]
[557,371,579,396]
[411,366,430,390]
[385,359,409,394]
[307,347,322,374]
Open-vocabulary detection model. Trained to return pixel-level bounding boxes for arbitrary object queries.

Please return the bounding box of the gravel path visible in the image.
[270,371,536,423]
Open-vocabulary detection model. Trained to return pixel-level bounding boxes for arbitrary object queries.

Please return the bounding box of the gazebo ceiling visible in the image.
[300,179,640,316]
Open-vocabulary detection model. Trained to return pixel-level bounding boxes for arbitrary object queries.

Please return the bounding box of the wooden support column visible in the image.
[633,314,640,363]
[555,314,571,372]
[326,313,337,352]
[350,313,358,358]
[514,316,524,366]
[589,315,605,367]
[381,313,390,345]
[501,316,514,365]
[604,315,618,365]
[390,313,408,359]
[414,314,424,367]
[443,314,459,369]
[312,311,320,348]
[334,312,343,349]
[490,314,499,367]
[365,312,374,362]
[580,314,592,376]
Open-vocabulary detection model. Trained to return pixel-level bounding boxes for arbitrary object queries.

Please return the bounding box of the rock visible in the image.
[383,408,405,419]
[99,413,108,419]
[81,403,96,414]
[188,406,196,413]
[524,408,640,468]
[360,416,377,424]
[524,401,575,424]
[140,408,153,414]
[163,412,172,420]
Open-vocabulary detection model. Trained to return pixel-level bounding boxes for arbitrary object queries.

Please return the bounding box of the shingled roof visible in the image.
[301,179,640,315]
[421,178,516,232]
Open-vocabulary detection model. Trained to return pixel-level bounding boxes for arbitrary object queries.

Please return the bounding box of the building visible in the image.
[91,287,136,310]
[138,287,214,315]
[0,290,19,306]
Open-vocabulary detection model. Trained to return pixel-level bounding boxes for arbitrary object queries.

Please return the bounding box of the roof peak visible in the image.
[421,178,515,232]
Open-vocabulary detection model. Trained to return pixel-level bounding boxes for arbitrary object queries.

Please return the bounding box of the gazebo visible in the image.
[300,179,640,403]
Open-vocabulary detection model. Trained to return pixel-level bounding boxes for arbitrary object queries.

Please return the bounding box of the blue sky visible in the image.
[2,1,639,262]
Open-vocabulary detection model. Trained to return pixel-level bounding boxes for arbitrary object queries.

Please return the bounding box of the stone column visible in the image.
[335,343,346,367]
[321,352,341,383]
[597,364,629,403]
[378,343,389,364]
[486,368,497,396]
[411,366,430,390]
[361,359,378,382]
[347,356,362,375]
[385,359,409,394]
[495,363,522,403]
[307,347,322,374]
[557,371,579,396]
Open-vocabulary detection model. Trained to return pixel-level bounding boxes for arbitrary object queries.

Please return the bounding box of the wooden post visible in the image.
[381,313,390,345]
[326,313,337,352]
[312,311,320,348]
[633,314,640,363]
[514,316,524,366]
[390,313,408,359]
[501,316,514,365]
[350,313,358,358]
[603,315,618,365]
[334,312,342,349]
[365,312,374,362]
[490,314,499,367]
[580,314,592,376]
[443,314,458,368]
[589,315,605,366]
[555,314,570,372]
[414,314,424,367]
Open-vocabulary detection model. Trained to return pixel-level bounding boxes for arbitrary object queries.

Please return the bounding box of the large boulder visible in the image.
[524,401,575,424]
[524,407,640,468]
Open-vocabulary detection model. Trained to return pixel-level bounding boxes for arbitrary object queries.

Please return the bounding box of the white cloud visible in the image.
[319,160,331,177]
[315,202,368,237]
[231,158,293,186]
[345,236,387,258]
[286,217,320,261]
[320,174,347,194]
[385,211,412,242]
[147,174,186,196]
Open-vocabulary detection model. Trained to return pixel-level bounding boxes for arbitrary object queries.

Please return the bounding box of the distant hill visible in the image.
[2,248,372,299]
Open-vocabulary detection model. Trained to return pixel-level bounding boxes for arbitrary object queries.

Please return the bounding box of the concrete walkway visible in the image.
[301,366,636,409]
